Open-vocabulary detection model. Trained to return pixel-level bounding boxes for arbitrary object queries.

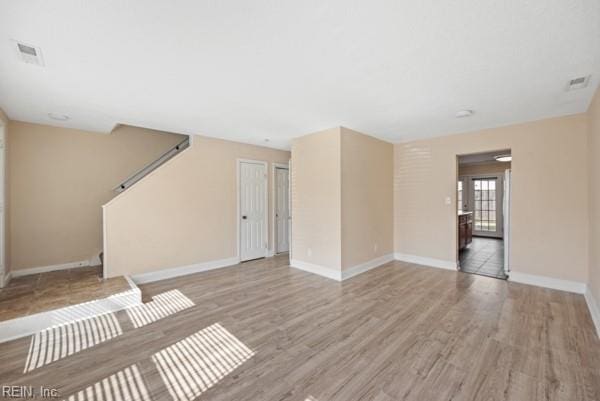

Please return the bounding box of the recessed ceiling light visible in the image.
[455,110,474,118]
[495,154,512,162]
[48,113,69,121]
[264,138,270,142]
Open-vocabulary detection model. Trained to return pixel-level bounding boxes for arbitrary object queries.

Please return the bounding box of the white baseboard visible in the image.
[290,259,342,281]
[89,253,102,267]
[584,288,600,338]
[0,271,10,288]
[131,256,241,284]
[291,254,395,282]
[0,277,142,343]
[508,271,586,294]
[11,260,91,278]
[342,254,395,280]
[394,253,457,271]
[266,249,275,257]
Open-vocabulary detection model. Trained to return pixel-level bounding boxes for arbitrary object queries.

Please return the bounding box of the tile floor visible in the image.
[459,237,507,279]
[0,266,131,322]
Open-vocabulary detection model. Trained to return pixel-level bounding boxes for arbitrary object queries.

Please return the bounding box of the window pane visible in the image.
[482,181,488,191]
[482,211,488,220]
[475,222,482,230]
[489,190,495,200]
[489,200,496,211]
[474,180,481,190]
[475,190,481,200]
[482,191,488,201]
[489,221,496,230]
[489,180,496,190]
[475,211,481,220]
[481,221,489,230]
[476,200,481,211]
[458,181,463,191]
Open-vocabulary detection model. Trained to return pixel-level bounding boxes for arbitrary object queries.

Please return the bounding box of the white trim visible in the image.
[102,205,108,278]
[237,159,269,262]
[341,254,395,280]
[0,277,141,343]
[508,271,586,294]
[89,253,102,267]
[11,260,91,278]
[291,254,395,282]
[131,256,240,284]
[394,253,458,271]
[290,259,342,281]
[272,162,289,255]
[584,288,600,338]
[0,271,10,287]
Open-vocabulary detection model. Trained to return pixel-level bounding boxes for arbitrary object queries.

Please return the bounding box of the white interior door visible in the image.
[503,169,511,274]
[275,167,290,253]
[239,160,267,261]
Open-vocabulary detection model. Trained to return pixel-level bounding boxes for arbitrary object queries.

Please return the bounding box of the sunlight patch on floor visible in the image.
[126,289,194,328]
[63,364,150,401]
[152,322,255,401]
[24,312,122,373]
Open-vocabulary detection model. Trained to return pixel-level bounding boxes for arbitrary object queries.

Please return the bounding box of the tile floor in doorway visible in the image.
[459,237,507,279]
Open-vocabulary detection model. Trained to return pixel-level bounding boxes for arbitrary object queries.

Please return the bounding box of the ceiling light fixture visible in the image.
[455,109,474,118]
[48,113,70,121]
[495,154,512,162]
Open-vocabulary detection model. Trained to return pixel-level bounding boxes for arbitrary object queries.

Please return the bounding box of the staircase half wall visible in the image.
[102,136,290,279]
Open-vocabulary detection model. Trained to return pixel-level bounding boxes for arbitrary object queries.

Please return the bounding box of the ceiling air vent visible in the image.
[566,75,590,91]
[14,41,44,66]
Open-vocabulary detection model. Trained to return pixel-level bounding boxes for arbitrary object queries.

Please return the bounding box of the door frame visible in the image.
[460,173,504,238]
[272,162,290,254]
[237,159,269,262]
[455,151,512,269]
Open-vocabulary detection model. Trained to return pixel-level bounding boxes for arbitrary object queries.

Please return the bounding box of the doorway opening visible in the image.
[456,150,511,280]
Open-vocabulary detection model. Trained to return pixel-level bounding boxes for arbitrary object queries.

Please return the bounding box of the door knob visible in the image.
[242,215,247,219]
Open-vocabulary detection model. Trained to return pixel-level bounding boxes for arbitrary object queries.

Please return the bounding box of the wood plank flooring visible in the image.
[0,254,599,401]
[0,266,130,321]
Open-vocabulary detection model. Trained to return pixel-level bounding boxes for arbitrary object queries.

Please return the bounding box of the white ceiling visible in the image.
[1,1,599,150]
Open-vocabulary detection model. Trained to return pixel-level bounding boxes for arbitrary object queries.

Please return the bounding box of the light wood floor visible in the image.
[0,266,130,321]
[0,254,599,401]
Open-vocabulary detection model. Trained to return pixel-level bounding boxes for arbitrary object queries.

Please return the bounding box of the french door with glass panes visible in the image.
[460,175,504,238]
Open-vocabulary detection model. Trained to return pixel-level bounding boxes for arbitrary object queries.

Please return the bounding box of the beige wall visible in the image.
[340,127,393,269]
[589,88,600,303]
[291,128,342,271]
[459,161,511,176]
[8,122,184,271]
[290,127,393,273]
[103,135,290,277]
[394,114,589,283]
[0,109,9,276]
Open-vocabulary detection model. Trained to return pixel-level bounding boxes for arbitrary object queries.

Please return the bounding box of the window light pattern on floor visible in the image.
[24,312,122,373]
[126,289,195,328]
[63,364,150,401]
[152,323,255,401]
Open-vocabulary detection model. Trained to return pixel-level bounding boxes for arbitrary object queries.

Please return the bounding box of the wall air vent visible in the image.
[566,75,590,91]
[14,40,44,66]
